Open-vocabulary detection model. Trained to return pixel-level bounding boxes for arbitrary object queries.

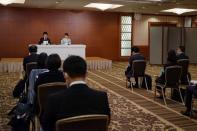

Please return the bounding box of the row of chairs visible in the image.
[25,62,109,131]
[126,59,190,106]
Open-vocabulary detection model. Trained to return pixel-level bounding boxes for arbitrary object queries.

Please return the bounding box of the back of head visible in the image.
[63,55,87,78]
[37,53,48,69]
[46,54,61,70]
[167,49,177,63]
[131,46,140,53]
[29,45,37,53]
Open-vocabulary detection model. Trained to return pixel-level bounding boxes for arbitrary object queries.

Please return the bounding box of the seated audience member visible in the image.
[125,46,145,88]
[61,33,71,45]
[41,55,111,131]
[23,45,38,72]
[155,50,178,98]
[34,54,65,93]
[181,84,197,116]
[27,53,48,104]
[38,32,51,45]
[176,46,190,84]
[176,46,189,60]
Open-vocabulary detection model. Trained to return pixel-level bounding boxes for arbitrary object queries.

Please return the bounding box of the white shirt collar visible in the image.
[69,80,86,87]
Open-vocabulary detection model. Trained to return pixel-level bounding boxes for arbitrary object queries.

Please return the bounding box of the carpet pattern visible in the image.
[1,62,197,131]
[0,72,181,131]
[87,78,180,131]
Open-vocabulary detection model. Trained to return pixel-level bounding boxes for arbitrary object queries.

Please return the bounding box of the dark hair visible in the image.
[167,50,177,63]
[46,54,61,70]
[43,32,48,35]
[65,33,69,36]
[179,46,185,52]
[28,45,37,53]
[131,46,140,53]
[63,55,87,78]
[37,53,48,69]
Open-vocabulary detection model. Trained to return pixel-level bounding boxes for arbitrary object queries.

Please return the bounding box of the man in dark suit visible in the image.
[23,45,38,72]
[125,46,145,88]
[41,55,111,131]
[176,46,190,84]
[176,46,189,60]
[181,84,197,116]
[38,32,51,45]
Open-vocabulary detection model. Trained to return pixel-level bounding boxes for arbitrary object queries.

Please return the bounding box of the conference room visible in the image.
[0,0,197,131]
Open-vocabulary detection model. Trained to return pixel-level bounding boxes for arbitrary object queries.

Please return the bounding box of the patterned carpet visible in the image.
[1,62,197,130]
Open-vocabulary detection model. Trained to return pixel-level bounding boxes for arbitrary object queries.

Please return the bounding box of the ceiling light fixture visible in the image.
[84,3,123,11]
[161,8,197,15]
[0,0,25,6]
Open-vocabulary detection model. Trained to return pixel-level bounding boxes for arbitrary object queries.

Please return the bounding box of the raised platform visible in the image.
[0,57,112,73]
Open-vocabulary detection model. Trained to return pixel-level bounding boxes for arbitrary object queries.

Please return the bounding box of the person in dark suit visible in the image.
[41,55,111,131]
[38,32,51,45]
[176,46,190,84]
[176,46,189,60]
[155,50,178,98]
[23,45,38,72]
[181,84,197,116]
[35,54,65,93]
[125,46,145,88]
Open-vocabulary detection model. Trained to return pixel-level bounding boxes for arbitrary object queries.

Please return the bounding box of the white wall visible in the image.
[133,15,183,46]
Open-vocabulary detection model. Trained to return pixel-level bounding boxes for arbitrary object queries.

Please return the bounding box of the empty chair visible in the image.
[154,66,184,106]
[37,82,67,117]
[126,60,148,90]
[56,114,109,131]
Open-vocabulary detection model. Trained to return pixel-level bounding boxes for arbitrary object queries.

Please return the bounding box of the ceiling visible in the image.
[5,0,197,15]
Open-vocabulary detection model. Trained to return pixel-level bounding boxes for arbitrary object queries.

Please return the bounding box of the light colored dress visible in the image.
[61,38,71,45]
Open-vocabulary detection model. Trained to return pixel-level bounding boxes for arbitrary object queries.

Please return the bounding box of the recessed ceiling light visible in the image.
[161,8,197,15]
[0,0,25,6]
[84,3,123,11]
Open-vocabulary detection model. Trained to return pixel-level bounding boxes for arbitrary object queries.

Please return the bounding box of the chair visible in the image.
[26,62,37,78]
[56,114,109,131]
[154,66,184,106]
[37,82,67,117]
[177,59,190,85]
[126,60,148,91]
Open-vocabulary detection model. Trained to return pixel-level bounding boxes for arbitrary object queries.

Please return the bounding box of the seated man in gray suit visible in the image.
[41,55,111,131]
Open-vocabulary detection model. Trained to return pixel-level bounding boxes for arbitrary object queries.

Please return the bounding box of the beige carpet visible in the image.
[0,71,183,131]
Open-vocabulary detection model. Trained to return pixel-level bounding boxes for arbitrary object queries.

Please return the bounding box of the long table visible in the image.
[34,44,86,60]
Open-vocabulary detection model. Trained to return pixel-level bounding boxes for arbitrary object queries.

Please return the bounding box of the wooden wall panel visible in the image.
[0,7,120,60]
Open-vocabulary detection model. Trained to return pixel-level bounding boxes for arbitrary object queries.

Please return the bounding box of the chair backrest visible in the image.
[165,66,182,86]
[37,82,67,116]
[177,59,189,77]
[132,60,146,77]
[26,62,37,77]
[56,114,109,131]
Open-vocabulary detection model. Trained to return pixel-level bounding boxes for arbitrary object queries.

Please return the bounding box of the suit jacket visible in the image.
[38,37,51,45]
[23,53,39,71]
[41,84,111,131]
[177,53,189,60]
[34,70,65,94]
[125,53,145,77]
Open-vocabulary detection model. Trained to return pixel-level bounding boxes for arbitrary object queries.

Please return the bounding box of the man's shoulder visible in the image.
[86,86,107,97]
